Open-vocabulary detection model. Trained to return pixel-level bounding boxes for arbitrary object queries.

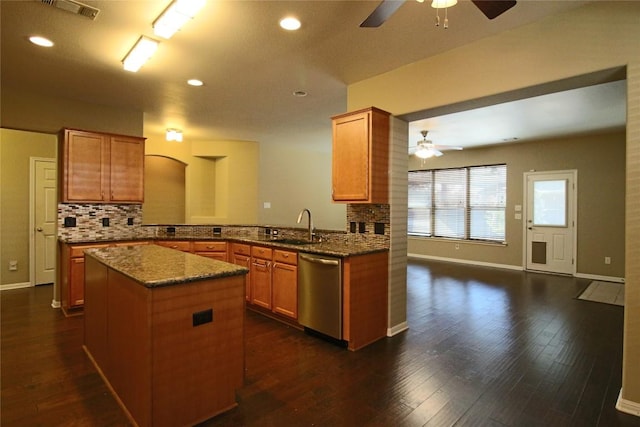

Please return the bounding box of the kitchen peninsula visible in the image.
[83,244,248,427]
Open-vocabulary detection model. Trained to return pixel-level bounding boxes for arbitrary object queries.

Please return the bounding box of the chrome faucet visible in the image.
[296,208,314,242]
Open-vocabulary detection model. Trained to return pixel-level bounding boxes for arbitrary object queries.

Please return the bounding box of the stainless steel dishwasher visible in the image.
[298,252,342,340]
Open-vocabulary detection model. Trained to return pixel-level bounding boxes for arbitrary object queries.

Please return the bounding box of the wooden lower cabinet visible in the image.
[272,249,297,319]
[59,241,149,314]
[193,241,228,262]
[250,246,272,310]
[342,251,389,351]
[84,255,245,427]
[230,243,251,301]
[59,242,109,314]
[154,240,191,252]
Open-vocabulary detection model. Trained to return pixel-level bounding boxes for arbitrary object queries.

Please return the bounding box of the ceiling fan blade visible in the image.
[471,0,517,20]
[360,0,405,28]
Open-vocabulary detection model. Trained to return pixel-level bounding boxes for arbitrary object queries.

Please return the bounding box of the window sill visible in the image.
[408,235,508,247]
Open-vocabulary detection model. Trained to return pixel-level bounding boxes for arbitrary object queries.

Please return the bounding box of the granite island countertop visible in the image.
[85,244,249,288]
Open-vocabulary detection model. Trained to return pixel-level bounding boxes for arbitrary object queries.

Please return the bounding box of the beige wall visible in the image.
[0,129,56,286]
[144,135,260,224]
[143,155,186,224]
[1,86,143,137]
[347,1,640,410]
[258,142,346,230]
[408,131,626,278]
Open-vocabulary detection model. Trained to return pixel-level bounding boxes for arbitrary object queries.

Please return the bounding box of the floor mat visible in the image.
[577,280,624,306]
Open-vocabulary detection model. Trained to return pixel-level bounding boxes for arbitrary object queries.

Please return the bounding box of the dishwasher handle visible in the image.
[299,253,340,266]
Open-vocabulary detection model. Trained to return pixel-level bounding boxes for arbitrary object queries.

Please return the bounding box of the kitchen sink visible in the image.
[271,238,315,245]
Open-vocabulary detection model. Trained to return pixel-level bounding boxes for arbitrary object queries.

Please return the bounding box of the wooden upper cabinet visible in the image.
[331,107,390,204]
[59,128,145,203]
[109,134,145,202]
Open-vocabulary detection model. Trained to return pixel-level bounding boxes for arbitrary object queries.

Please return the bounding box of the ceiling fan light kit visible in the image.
[411,130,462,160]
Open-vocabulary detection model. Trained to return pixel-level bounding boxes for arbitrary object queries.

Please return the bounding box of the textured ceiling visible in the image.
[2,0,622,151]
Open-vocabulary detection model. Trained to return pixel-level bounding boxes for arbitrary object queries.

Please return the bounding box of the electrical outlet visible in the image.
[9,260,18,271]
[605,256,611,265]
[193,308,213,326]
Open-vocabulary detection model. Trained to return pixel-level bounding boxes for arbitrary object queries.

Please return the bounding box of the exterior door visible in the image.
[524,170,576,275]
[33,158,57,285]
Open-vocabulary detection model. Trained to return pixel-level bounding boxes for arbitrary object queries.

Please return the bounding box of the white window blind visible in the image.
[408,172,432,235]
[408,164,506,242]
[469,165,507,240]
[434,168,466,238]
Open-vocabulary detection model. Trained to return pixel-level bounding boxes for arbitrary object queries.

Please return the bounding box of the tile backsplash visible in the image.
[57,203,151,241]
[57,202,390,248]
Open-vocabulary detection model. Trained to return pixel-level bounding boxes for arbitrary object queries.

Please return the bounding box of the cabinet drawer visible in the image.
[232,243,250,256]
[192,241,227,252]
[273,249,297,265]
[155,240,192,252]
[70,244,110,258]
[251,246,272,260]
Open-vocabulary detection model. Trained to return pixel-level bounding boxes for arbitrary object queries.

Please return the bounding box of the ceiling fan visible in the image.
[409,130,463,158]
[360,0,517,28]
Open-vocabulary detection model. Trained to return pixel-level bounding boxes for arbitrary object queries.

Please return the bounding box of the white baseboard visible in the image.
[617,389,640,417]
[51,299,61,309]
[575,273,625,283]
[409,254,626,281]
[408,253,523,272]
[387,321,409,337]
[0,282,32,291]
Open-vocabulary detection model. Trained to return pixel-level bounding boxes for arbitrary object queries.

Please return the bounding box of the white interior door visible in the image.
[32,158,57,285]
[524,171,576,275]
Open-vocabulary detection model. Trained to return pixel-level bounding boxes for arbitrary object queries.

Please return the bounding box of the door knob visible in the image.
[528,227,533,230]
[36,227,43,232]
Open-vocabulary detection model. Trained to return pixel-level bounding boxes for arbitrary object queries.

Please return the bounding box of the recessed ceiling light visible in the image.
[293,90,308,97]
[29,36,54,47]
[280,17,301,31]
[187,79,204,86]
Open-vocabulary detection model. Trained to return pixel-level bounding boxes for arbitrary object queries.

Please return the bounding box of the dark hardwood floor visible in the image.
[2,259,639,426]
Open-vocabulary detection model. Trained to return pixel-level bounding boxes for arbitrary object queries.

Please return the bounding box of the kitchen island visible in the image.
[83,244,248,427]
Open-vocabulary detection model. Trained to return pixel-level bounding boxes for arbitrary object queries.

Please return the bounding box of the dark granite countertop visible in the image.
[85,245,249,288]
[236,236,387,257]
[62,235,388,257]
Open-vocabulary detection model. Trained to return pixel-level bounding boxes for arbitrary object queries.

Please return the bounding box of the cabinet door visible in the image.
[63,130,108,202]
[250,258,272,309]
[272,262,297,319]
[231,253,251,301]
[332,110,370,201]
[69,257,85,307]
[110,135,144,202]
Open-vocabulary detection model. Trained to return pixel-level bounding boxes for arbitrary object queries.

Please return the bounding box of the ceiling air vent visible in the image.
[39,0,100,20]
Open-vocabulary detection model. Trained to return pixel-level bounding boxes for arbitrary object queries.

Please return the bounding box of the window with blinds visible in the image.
[408,164,506,242]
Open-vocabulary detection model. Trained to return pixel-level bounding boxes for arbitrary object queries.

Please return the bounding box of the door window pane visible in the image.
[533,179,567,226]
